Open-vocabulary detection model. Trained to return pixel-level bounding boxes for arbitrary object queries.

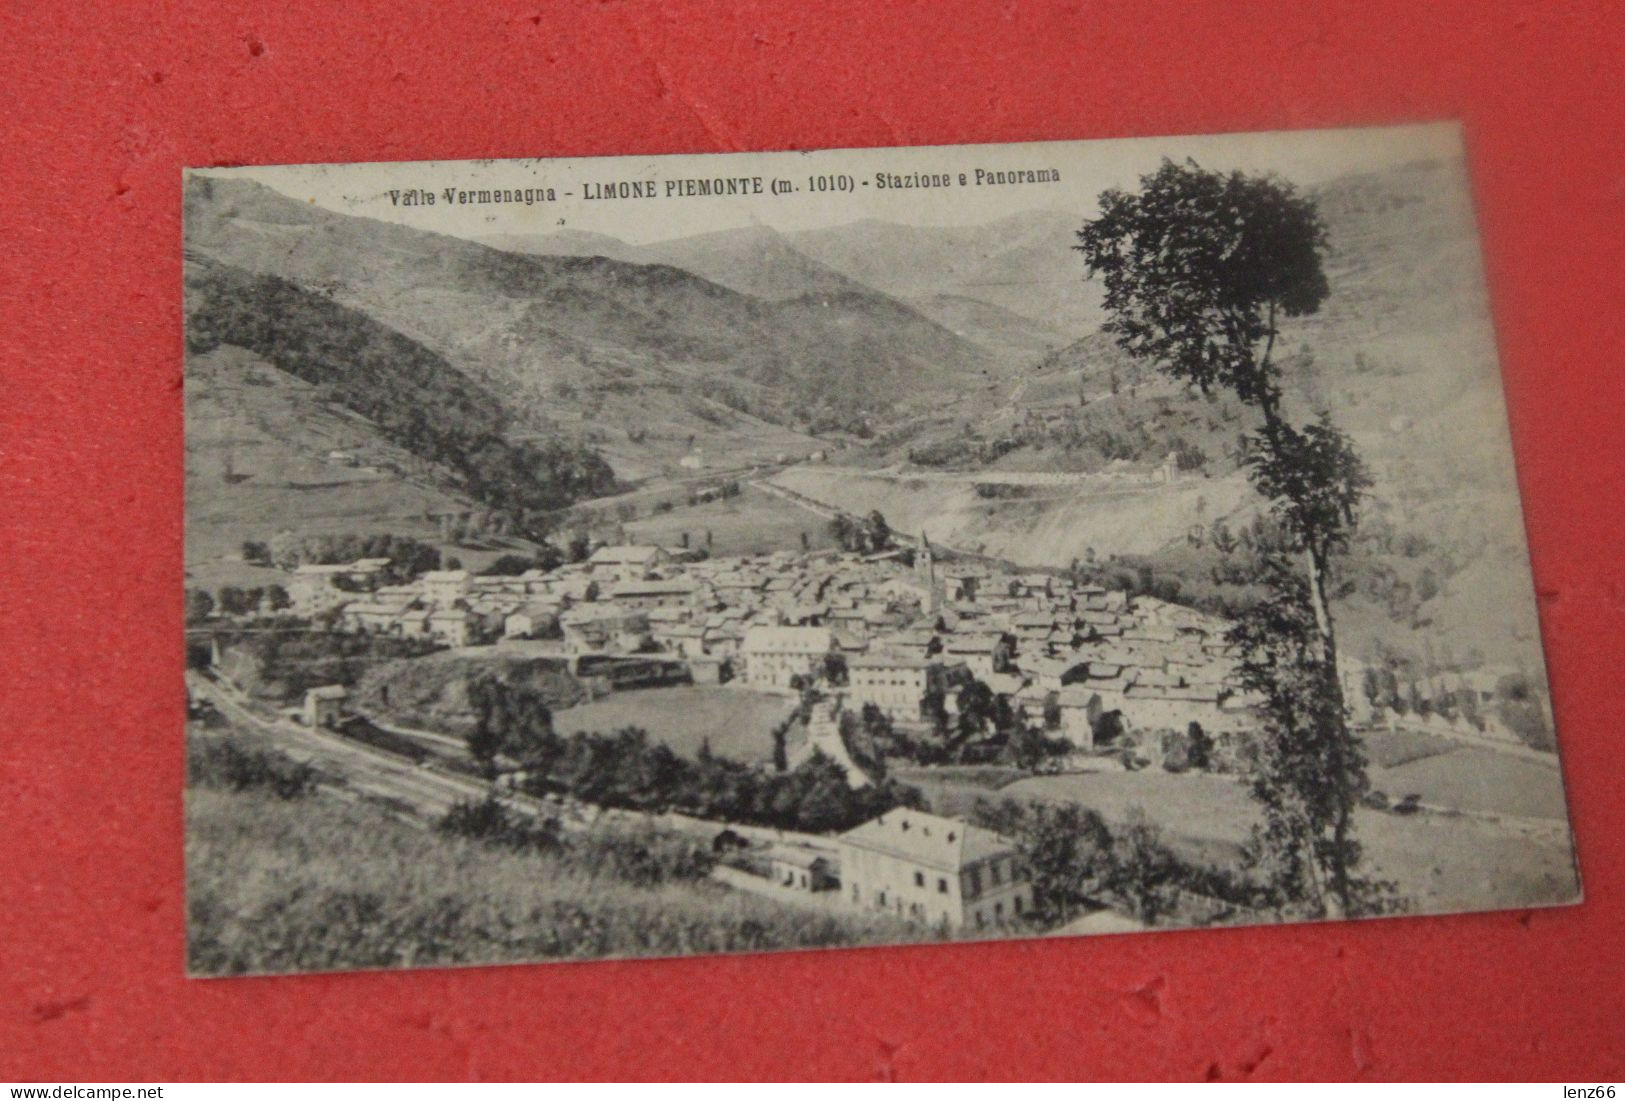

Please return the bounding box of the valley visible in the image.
[185,151,1549,679]
[179,133,1576,973]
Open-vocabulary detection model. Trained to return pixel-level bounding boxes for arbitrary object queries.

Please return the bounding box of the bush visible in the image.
[185,588,216,625]
[973,798,1273,930]
[1185,722,1214,770]
[563,827,714,887]
[437,796,558,851]
[1495,673,1556,752]
[479,553,546,576]
[439,799,711,884]
[269,531,446,579]
[1119,748,1151,772]
[520,726,926,835]
[188,740,318,800]
[220,629,442,703]
[1160,727,1192,772]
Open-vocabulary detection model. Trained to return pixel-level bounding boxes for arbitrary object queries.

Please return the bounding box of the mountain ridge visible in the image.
[186,174,996,465]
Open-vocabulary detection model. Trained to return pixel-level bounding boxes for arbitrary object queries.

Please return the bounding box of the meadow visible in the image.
[1369,748,1570,821]
[550,685,800,763]
[622,484,837,557]
[988,765,1578,915]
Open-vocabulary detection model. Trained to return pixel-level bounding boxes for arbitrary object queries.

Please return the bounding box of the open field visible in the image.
[621,484,839,557]
[1003,771,1259,865]
[990,766,1577,915]
[186,783,921,976]
[1353,806,1579,915]
[892,765,1031,819]
[551,686,799,763]
[1370,748,1570,821]
[184,346,545,591]
[1361,727,1460,769]
[185,348,461,587]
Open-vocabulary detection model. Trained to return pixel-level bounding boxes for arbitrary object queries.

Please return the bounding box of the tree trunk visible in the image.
[1259,384,1358,920]
[1305,540,1354,920]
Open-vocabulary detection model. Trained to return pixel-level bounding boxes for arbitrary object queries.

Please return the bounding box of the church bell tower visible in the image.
[917,531,939,615]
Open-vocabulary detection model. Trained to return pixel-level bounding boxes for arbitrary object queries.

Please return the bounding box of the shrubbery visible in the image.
[437,796,559,851]
[1159,722,1215,773]
[219,630,443,703]
[501,723,926,835]
[1495,673,1556,752]
[972,797,1282,928]
[827,510,893,554]
[186,784,929,975]
[188,740,319,800]
[562,825,716,887]
[438,797,714,886]
[266,531,444,578]
[461,664,924,832]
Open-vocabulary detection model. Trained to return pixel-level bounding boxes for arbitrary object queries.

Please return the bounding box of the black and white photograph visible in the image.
[181,123,1578,977]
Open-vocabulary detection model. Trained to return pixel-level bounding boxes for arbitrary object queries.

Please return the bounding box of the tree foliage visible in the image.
[1080,160,1377,917]
[185,588,217,624]
[479,549,563,577]
[1077,160,1329,407]
[827,510,894,554]
[267,531,444,579]
[1227,561,1388,914]
[466,674,556,768]
[1247,414,1370,564]
[996,800,1114,926]
[503,722,926,835]
[974,798,1271,928]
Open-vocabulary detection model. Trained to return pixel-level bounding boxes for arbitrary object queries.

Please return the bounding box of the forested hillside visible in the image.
[185,258,618,521]
[184,175,996,464]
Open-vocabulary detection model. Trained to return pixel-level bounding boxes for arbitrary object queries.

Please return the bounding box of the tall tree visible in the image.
[863,510,891,553]
[1077,160,1373,916]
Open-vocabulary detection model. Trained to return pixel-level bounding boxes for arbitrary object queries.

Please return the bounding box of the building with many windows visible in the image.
[845,651,936,721]
[421,569,471,608]
[739,625,832,689]
[836,809,1026,930]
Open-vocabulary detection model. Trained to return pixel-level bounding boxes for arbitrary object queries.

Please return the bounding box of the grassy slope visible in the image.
[621,484,839,556]
[184,345,553,590]
[788,210,1107,338]
[1368,750,1571,821]
[186,785,921,977]
[993,767,1577,915]
[185,175,995,459]
[184,345,474,590]
[551,686,799,764]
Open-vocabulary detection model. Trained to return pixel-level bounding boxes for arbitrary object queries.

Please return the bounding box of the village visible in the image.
[286,531,1267,753]
[189,527,1239,930]
[174,514,1524,937]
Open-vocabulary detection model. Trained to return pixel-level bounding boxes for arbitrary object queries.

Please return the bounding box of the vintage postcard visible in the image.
[183,123,1578,977]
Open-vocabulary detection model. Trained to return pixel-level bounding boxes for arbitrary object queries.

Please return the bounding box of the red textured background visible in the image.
[2,0,1622,1081]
